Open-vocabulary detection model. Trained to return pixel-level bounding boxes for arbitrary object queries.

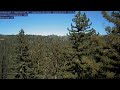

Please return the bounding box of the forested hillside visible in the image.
[0,11,120,79]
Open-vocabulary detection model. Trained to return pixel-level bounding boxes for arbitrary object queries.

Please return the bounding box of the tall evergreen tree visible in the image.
[13,29,37,79]
[102,11,120,78]
[64,11,97,79]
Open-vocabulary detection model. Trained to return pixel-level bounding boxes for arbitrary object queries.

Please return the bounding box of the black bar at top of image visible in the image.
[0,0,81,11]
[0,0,119,10]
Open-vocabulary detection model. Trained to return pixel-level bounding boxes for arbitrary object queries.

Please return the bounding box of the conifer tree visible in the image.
[13,29,37,79]
[102,11,120,34]
[102,11,120,78]
[64,11,97,79]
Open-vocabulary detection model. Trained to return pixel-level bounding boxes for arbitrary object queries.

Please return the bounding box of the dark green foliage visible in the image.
[64,11,119,79]
[12,29,37,79]
[65,11,99,79]
[102,11,120,78]
[102,11,120,34]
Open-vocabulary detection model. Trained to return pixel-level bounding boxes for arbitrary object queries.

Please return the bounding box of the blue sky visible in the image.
[0,11,114,36]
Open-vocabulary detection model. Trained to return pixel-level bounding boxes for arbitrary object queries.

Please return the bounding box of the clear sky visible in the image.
[0,11,114,36]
